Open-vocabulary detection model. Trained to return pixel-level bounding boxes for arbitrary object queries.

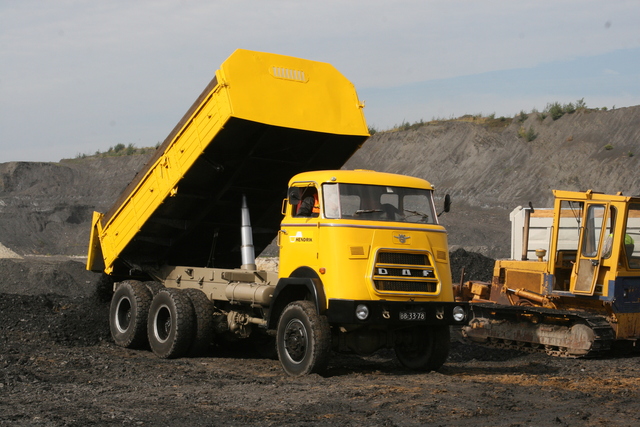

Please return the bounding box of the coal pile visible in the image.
[0,258,103,297]
[0,292,110,348]
[0,258,112,348]
[449,247,495,283]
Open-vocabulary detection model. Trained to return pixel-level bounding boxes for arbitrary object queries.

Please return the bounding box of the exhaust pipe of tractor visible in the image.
[521,202,535,261]
[240,195,257,271]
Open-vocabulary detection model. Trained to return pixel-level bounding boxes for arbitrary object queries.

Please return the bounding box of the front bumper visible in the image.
[325,299,469,326]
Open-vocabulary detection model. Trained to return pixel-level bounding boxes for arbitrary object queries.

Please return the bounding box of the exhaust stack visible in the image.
[240,195,257,270]
[521,202,535,261]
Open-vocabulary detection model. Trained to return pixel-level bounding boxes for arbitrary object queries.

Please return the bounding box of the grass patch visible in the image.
[75,143,158,159]
[369,98,612,134]
[518,126,538,142]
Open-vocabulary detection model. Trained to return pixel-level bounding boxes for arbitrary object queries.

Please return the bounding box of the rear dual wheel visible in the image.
[109,281,152,349]
[183,288,215,356]
[147,288,195,359]
[143,280,164,296]
[110,282,214,359]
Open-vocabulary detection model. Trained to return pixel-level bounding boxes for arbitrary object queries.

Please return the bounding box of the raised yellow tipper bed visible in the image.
[87,49,369,275]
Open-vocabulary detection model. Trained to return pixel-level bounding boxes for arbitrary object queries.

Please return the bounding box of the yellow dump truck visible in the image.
[87,49,467,375]
[458,190,640,356]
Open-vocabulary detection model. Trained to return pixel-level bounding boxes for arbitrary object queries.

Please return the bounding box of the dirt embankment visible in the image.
[0,155,152,256]
[1,107,639,260]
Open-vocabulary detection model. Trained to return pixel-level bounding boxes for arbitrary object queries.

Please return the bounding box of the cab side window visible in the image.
[292,186,320,218]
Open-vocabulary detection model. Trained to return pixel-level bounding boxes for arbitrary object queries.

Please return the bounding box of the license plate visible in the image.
[399,311,426,321]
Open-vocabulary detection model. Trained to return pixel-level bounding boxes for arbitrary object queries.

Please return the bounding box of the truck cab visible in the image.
[270,170,467,374]
[279,169,452,302]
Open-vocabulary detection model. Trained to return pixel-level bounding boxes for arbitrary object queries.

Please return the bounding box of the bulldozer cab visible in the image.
[549,190,640,297]
[461,190,640,351]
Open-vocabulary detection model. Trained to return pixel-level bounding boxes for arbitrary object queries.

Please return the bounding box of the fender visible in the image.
[266,267,327,329]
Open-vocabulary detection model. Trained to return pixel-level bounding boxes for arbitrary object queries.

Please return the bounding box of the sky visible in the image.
[1,0,640,163]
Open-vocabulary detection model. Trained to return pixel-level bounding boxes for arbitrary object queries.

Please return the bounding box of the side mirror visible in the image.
[438,194,451,217]
[288,188,301,206]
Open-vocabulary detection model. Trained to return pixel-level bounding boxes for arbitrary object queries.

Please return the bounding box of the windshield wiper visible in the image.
[404,209,429,221]
[354,209,382,214]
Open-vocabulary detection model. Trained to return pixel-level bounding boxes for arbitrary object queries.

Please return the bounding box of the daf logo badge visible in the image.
[393,233,411,244]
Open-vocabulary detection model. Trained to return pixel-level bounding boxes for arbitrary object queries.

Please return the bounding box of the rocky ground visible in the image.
[1,254,639,426]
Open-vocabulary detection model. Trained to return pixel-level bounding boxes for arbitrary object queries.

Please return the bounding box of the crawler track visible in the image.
[461,303,616,358]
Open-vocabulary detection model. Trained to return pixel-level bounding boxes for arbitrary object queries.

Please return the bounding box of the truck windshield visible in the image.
[323,183,437,224]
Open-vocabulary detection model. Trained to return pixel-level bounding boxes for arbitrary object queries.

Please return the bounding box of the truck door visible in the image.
[278,184,320,277]
[571,203,608,295]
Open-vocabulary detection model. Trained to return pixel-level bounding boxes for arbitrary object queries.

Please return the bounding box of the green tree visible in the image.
[546,102,564,120]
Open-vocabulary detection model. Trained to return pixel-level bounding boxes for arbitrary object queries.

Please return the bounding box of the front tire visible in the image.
[147,289,195,359]
[109,280,152,349]
[276,300,331,376]
[394,325,450,371]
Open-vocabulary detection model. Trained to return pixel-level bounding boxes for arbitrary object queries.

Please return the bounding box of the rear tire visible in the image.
[394,325,450,371]
[109,280,152,349]
[148,288,195,359]
[276,300,331,376]
[143,281,164,296]
[183,288,215,356]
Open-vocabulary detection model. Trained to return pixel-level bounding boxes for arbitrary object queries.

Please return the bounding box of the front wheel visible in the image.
[276,300,331,376]
[394,325,450,371]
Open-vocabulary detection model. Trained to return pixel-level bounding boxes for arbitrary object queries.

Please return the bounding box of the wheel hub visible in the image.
[154,305,172,343]
[284,319,307,363]
[115,297,132,333]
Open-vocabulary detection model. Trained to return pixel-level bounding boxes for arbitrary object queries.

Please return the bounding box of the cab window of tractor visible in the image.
[557,200,583,250]
[581,204,605,258]
[601,206,616,259]
[624,203,640,268]
[554,201,583,271]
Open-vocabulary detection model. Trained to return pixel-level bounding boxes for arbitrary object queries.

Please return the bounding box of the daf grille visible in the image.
[372,251,438,294]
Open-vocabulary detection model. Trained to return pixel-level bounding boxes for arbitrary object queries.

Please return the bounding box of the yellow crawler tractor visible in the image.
[458,189,640,356]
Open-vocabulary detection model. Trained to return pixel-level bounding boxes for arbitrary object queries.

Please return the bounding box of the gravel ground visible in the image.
[1,258,639,426]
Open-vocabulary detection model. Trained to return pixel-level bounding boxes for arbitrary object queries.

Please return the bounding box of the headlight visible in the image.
[355,304,369,321]
[452,305,466,322]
